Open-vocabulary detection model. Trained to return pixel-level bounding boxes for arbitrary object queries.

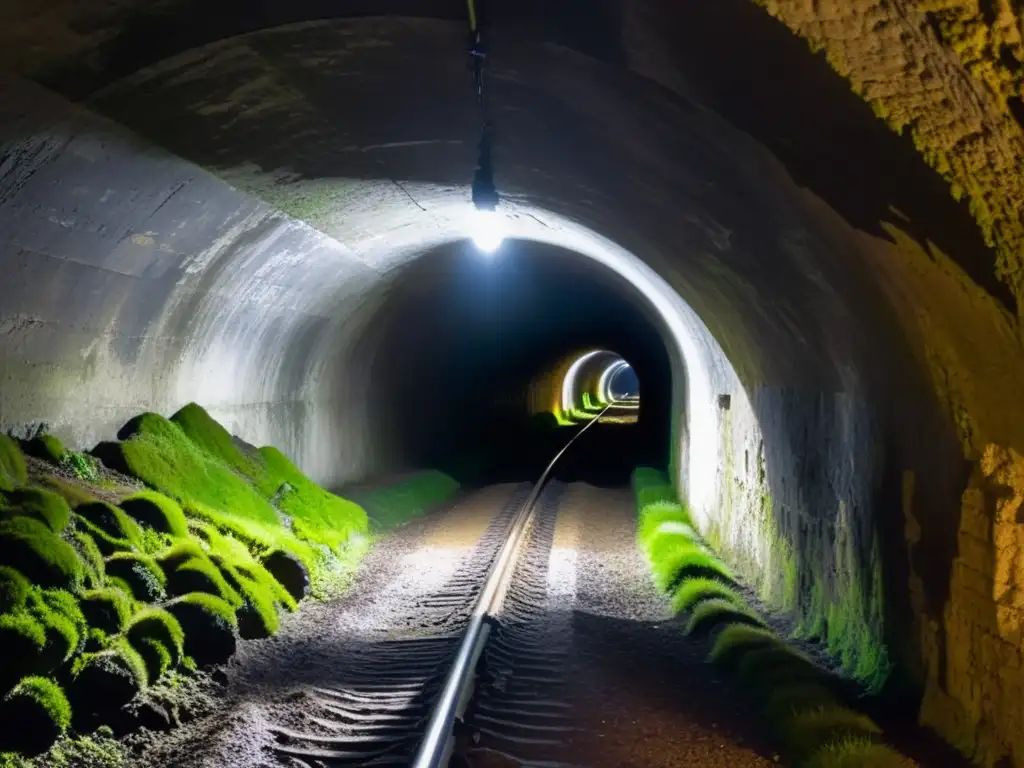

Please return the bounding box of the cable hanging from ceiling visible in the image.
[467,0,498,212]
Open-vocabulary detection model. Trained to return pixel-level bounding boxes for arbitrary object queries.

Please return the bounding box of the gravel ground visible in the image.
[553,483,776,768]
[126,480,776,767]
[130,484,523,768]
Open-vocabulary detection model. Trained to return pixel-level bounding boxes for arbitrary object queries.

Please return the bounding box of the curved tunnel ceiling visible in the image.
[4,3,1024,761]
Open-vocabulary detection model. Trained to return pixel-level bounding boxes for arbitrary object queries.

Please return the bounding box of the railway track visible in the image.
[271,410,611,768]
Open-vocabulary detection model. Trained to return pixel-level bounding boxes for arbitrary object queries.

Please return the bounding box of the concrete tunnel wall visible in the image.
[2,12,1024,763]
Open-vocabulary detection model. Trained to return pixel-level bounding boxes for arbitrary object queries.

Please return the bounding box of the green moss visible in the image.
[761,682,842,728]
[61,452,100,483]
[1,488,72,533]
[0,612,47,689]
[671,577,746,615]
[71,516,133,558]
[165,593,237,666]
[67,531,104,588]
[125,607,184,663]
[776,706,882,761]
[108,412,279,528]
[118,491,188,538]
[0,677,71,756]
[708,623,780,671]
[637,503,695,547]
[169,403,275,496]
[685,597,768,637]
[258,446,368,548]
[133,637,173,683]
[0,437,28,492]
[163,554,240,606]
[0,518,84,591]
[22,435,67,465]
[34,476,98,509]
[79,588,133,635]
[74,503,142,549]
[804,738,911,767]
[0,566,30,612]
[21,728,128,768]
[28,588,86,669]
[212,556,279,638]
[103,553,165,602]
[355,471,461,533]
[649,544,734,593]
[734,644,833,702]
[69,642,147,712]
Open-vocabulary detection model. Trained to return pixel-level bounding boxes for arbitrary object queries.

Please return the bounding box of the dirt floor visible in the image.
[127,482,775,767]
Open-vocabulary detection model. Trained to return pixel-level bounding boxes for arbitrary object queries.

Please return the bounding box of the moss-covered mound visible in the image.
[260,549,309,601]
[68,530,105,589]
[75,503,142,549]
[1,487,72,533]
[125,607,184,682]
[0,612,47,690]
[103,552,166,602]
[0,436,28,492]
[110,412,281,530]
[69,641,148,716]
[22,434,68,465]
[29,588,87,670]
[165,593,237,666]
[79,588,133,635]
[631,465,913,766]
[0,565,31,612]
[119,491,189,538]
[355,470,461,533]
[259,446,367,550]
[0,517,83,591]
[0,676,72,756]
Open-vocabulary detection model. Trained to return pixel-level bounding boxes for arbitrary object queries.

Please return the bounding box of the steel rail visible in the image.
[410,402,617,767]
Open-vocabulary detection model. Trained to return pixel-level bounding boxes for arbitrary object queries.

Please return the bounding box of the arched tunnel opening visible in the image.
[361,238,672,486]
[1,2,1023,767]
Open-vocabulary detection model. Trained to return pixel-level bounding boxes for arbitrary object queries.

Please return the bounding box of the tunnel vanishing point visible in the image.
[1,0,1024,765]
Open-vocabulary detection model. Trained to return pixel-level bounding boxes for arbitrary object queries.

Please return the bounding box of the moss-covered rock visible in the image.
[107,412,280,529]
[0,611,46,690]
[0,676,72,756]
[125,607,183,682]
[261,549,309,602]
[103,552,166,602]
[69,639,148,716]
[0,435,28,492]
[163,555,240,605]
[213,558,279,639]
[76,502,143,549]
[259,445,368,547]
[170,403,274,494]
[119,491,189,538]
[68,529,106,588]
[72,515,135,558]
[79,587,134,635]
[0,565,30,612]
[165,593,237,666]
[22,434,68,465]
[0,517,84,591]
[28,588,87,672]
[1,487,72,533]
[125,607,184,665]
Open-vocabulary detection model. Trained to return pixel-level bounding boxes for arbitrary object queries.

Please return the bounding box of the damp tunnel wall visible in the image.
[2,10,1024,764]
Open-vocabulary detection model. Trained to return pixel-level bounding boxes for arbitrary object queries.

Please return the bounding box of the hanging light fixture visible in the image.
[466,0,504,254]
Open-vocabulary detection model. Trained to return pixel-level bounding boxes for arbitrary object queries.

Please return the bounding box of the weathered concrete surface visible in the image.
[0,7,1023,763]
[0,73,391,484]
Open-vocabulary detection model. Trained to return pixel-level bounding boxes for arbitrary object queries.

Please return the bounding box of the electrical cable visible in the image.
[467,0,498,210]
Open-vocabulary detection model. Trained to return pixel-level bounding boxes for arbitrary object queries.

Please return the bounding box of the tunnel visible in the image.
[1,1,1024,766]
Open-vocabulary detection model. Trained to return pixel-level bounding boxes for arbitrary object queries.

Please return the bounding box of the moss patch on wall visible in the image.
[753,0,1024,306]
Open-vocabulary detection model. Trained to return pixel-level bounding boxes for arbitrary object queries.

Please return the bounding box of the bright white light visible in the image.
[471,208,505,253]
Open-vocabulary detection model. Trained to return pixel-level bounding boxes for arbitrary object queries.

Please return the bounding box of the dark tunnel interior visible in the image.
[2,0,1024,763]
[361,238,672,486]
